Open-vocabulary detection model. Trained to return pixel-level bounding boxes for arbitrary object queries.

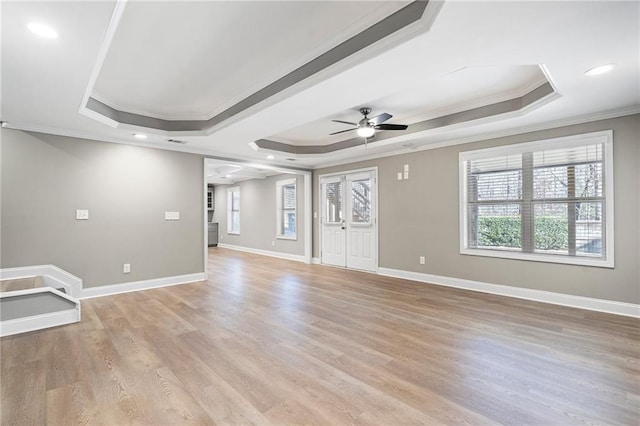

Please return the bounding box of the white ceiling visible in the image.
[2,0,639,170]
[93,1,410,121]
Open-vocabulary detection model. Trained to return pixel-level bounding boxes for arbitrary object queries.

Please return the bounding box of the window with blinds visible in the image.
[276,178,297,239]
[227,187,240,234]
[459,131,614,267]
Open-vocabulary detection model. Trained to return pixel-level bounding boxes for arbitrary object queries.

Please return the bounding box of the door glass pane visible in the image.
[351,178,371,223]
[325,182,342,223]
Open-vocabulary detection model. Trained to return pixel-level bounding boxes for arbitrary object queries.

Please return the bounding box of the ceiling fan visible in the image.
[330,107,408,138]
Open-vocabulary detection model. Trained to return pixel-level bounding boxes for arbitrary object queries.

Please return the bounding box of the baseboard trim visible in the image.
[378,268,640,318]
[80,272,206,299]
[0,287,81,337]
[217,243,306,263]
[0,265,83,298]
[312,257,321,265]
[0,308,81,337]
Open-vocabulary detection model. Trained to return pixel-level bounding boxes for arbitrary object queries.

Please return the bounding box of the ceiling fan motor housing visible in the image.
[359,117,372,127]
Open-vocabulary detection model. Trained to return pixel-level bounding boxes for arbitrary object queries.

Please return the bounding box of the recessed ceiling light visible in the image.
[133,133,147,139]
[225,174,232,178]
[27,22,58,39]
[266,155,275,160]
[1,122,9,128]
[585,64,615,77]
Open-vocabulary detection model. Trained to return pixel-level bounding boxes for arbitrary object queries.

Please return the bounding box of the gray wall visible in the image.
[1,129,205,288]
[213,174,305,256]
[313,114,640,304]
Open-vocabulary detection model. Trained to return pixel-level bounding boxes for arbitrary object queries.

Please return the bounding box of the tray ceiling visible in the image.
[2,0,638,169]
[92,1,411,122]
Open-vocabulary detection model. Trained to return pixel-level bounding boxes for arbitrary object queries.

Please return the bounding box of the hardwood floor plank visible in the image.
[1,360,46,425]
[46,380,97,426]
[1,247,638,425]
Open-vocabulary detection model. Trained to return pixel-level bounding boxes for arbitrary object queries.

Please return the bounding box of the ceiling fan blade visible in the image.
[369,112,392,125]
[375,123,408,131]
[329,128,357,135]
[331,119,358,126]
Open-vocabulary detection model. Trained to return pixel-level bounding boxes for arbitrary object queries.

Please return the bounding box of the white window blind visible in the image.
[276,178,297,239]
[460,131,613,267]
[227,187,240,234]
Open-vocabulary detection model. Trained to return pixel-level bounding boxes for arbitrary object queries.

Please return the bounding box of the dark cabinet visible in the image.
[208,222,218,247]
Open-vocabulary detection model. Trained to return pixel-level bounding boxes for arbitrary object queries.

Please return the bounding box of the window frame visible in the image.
[459,130,614,268]
[227,186,240,235]
[276,178,297,240]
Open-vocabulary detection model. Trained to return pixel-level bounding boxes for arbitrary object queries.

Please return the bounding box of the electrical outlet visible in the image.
[419,256,425,265]
[76,209,89,220]
[123,263,131,273]
[165,211,180,220]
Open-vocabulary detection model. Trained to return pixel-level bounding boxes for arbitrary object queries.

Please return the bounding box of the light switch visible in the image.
[397,172,403,180]
[404,164,409,172]
[76,209,89,220]
[404,171,409,179]
[165,211,180,220]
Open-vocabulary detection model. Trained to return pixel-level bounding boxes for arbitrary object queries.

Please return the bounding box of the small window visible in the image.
[459,131,614,267]
[227,187,240,234]
[276,178,296,239]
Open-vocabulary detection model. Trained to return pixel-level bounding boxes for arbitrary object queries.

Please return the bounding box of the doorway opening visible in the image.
[203,158,312,278]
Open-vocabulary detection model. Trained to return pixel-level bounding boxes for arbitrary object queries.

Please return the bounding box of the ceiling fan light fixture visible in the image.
[357,125,375,138]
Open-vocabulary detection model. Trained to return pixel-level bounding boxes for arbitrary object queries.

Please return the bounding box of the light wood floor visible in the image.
[2,248,638,425]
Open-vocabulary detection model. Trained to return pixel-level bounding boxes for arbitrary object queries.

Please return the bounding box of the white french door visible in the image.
[320,170,377,272]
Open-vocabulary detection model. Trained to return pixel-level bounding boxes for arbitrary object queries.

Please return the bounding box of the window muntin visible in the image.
[277,179,297,239]
[460,131,613,267]
[227,187,240,234]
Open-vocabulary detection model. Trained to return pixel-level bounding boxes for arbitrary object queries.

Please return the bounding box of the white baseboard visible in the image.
[0,287,81,337]
[80,272,206,299]
[312,257,321,265]
[0,308,80,337]
[378,268,640,318]
[0,265,83,298]
[217,243,306,263]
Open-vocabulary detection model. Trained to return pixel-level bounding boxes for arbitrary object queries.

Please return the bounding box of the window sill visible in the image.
[227,232,240,236]
[460,248,614,268]
[277,236,297,241]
